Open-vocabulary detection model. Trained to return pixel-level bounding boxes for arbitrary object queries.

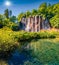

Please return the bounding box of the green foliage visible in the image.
[38,3,59,28]
[4,9,12,19]
[10,16,17,23]
[1,18,18,30]
[17,30,59,41]
[18,13,26,22]
[38,3,47,18]
[32,9,38,16]
[0,28,19,56]
[12,23,19,31]
[0,9,18,30]
[53,3,59,15]
[47,4,54,19]
[50,15,59,28]
[0,15,5,28]
[26,11,31,17]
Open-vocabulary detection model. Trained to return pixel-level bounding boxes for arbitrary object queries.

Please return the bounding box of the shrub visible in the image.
[38,30,56,38]
[17,30,59,41]
[0,28,19,57]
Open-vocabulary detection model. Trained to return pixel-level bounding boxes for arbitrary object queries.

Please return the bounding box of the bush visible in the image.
[0,28,19,57]
[38,30,56,38]
[17,30,59,41]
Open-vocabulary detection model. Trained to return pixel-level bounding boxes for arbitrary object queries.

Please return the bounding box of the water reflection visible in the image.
[7,50,33,65]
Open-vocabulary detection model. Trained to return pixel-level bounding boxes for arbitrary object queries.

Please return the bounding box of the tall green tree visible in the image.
[53,3,59,15]
[47,3,54,19]
[18,13,25,22]
[10,16,17,23]
[38,3,47,19]
[32,9,38,16]
[9,10,12,17]
[26,11,31,17]
[0,14,5,28]
[4,9,9,19]
[50,15,59,28]
[4,9,12,19]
